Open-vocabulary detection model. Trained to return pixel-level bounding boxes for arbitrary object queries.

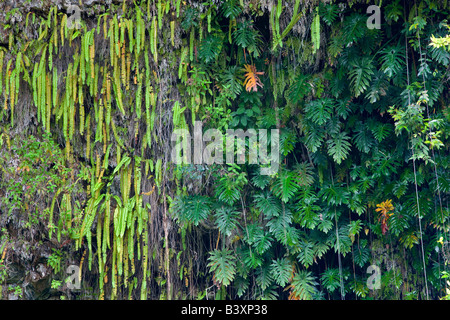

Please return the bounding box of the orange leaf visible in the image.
[242,64,264,92]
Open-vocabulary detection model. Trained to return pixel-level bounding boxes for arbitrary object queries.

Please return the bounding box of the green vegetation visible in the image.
[0,0,448,300]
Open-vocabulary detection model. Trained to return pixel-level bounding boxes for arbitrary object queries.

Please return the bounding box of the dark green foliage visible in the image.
[198,34,223,64]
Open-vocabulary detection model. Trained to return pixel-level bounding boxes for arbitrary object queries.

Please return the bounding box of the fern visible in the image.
[266,209,293,244]
[365,70,389,103]
[215,175,242,205]
[295,188,321,229]
[326,131,352,164]
[214,206,240,237]
[242,246,263,268]
[207,248,236,286]
[221,0,242,20]
[233,19,262,57]
[271,169,299,203]
[287,73,311,105]
[320,268,342,293]
[319,2,339,26]
[256,263,273,291]
[353,245,370,267]
[251,172,271,189]
[348,57,374,97]
[353,122,375,153]
[379,45,404,78]
[180,7,198,31]
[198,34,223,64]
[430,45,450,66]
[294,162,314,187]
[174,195,211,226]
[219,66,242,99]
[253,230,273,254]
[253,190,281,218]
[295,238,315,268]
[288,271,318,300]
[368,120,392,142]
[279,128,296,157]
[304,98,334,125]
[348,219,362,242]
[270,258,293,287]
[304,123,326,153]
[342,14,367,44]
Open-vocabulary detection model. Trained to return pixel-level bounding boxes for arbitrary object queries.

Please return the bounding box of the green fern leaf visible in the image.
[256,263,273,291]
[289,271,318,300]
[219,66,242,99]
[253,231,273,255]
[221,0,242,19]
[207,249,236,286]
[287,73,311,105]
[174,195,211,226]
[253,190,281,218]
[233,19,262,57]
[379,45,404,78]
[271,170,299,203]
[295,238,315,268]
[214,206,240,237]
[320,268,342,293]
[353,122,375,153]
[353,245,370,267]
[304,98,334,125]
[215,175,242,205]
[326,131,352,164]
[251,172,271,189]
[198,34,223,64]
[348,57,374,97]
[270,258,292,287]
[242,246,263,268]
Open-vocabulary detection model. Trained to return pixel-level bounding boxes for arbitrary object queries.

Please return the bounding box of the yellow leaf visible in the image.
[242,64,264,92]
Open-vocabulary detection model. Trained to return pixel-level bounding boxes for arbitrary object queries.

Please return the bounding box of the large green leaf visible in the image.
[207,249,236,286]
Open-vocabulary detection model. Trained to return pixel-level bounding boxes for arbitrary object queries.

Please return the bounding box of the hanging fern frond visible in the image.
[311,9,321,54]
[198,34,223,64]
[379,45,405,78]
[214,206,240,237]
[288,270,318,300]
[207,248,236,287]
[270,258,293,287]
[271,170,299,203]
[221,0,242,20]
[348,57,374,97]
[287,73,311,105]
[253,190,281,219]
[256,262,273,291]
[304,98,334,125]
[219,66,242,99]
[326,131,352,164]
[233,19,263,57]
